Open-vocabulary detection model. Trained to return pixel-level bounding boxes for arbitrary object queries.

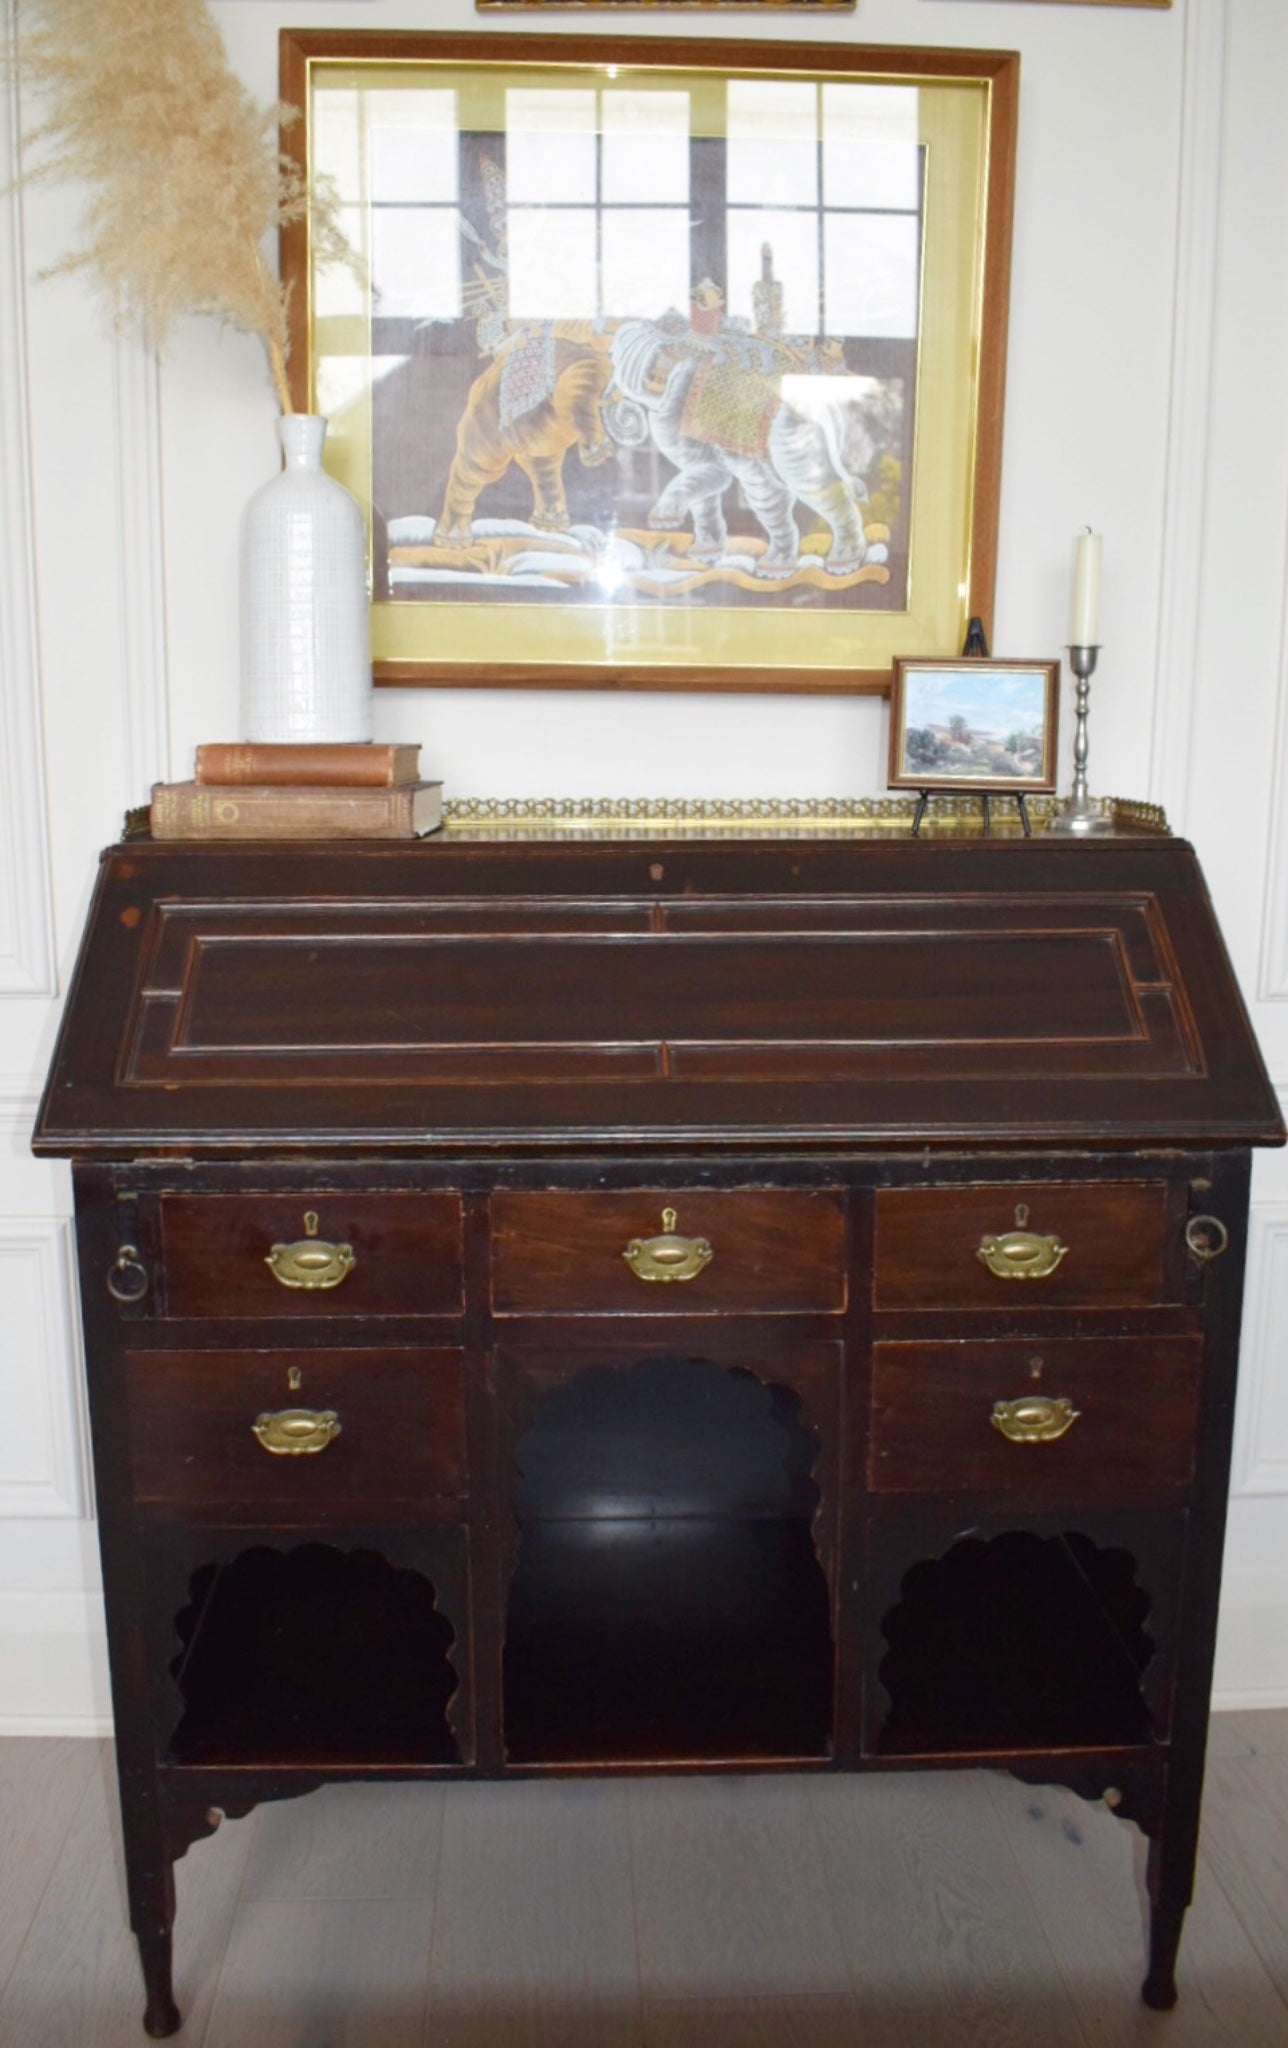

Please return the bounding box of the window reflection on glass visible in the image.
[822,85,920,211]
[727,80,818,207]
[602,92,690,205]
[315,203,365,321]
[314,90,364,203]
[372,209,462,321]
[825,216,920,339]
[370,94,460,205]
[602,212,690,319]
[506,89,598,203]
[508,207,598,320]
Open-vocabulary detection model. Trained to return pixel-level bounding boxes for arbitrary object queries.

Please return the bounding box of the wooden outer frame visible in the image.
[887,657,1060,795]
[279,31,1019,696]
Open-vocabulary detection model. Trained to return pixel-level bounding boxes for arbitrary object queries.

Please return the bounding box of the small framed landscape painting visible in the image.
[888,658,1060,793]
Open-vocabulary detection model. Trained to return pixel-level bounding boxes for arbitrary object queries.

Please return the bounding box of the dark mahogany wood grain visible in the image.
[126,1347,467,1511]
[32,836,1285,1155]
[491,1189,847,1314]
[160,1192,463,1319]
[873,1181,1181,1311]
[869,1334,1204,1502]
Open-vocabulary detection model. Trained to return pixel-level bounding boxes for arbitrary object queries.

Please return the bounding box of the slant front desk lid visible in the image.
[33,836,1286,1155]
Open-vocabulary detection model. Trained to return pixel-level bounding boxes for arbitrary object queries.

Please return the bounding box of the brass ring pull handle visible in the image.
[991,1395,1080,1444]
[106,1244,149,1304]
[251,1407,341,1456]
[265,1211,355,1291]
[622,1207,714,1283]
[977,1229,1068,1281]
[1185,1214,1230,1264]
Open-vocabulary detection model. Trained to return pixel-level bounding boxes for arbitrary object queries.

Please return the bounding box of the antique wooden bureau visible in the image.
[33,825,1283,2036]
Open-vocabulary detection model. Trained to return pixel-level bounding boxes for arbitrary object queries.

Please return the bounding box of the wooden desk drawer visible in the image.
[159,1193,463,1318]
[869,1335,1202,1502]
[127,1347,467,1509]
[491,1189,846,1314]
[873,1182,1177,1312]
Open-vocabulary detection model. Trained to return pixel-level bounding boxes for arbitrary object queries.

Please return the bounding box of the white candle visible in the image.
[1071,531,1102,646]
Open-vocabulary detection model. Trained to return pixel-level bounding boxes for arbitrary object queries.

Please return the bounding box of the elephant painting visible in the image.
[609,317,890,580]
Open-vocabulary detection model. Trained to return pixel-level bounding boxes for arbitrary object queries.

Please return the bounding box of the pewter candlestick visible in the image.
[1049,644,1111,835]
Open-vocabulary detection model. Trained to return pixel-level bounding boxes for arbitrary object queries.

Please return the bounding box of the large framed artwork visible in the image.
[281,33,1019,692]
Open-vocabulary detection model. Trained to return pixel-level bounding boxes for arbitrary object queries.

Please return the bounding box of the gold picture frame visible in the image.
[282,32,1019,694]
[888,658,1060,795]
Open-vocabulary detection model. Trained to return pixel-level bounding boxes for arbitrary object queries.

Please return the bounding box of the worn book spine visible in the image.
[151,780,443,840]
[194,742,421,787]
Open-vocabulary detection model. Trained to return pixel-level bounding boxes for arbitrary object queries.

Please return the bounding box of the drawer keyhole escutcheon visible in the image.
[977,1204,1068,1281]
[106,1243,149,1303]
[622,1207,714,1283]
[991,1396,1080,1444]
[252,1408,341,1456]
[287,1366,303,1392]
[265,1210,355,1291]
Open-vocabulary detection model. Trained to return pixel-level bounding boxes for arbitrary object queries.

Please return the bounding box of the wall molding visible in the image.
[1146,0,1229,835]
[0,1076,40,1128]
[113,332,172,799]
[1256,503,1288,998]
[1232,1203,1288,1497]
[0,19,56,997]
[0,1218,87,1519]
[0,1586,110,1735]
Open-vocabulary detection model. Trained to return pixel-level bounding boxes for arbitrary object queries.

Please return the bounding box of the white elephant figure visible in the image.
[609,318,888,579]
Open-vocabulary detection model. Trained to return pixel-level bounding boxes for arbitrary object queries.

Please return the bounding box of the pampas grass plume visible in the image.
[14,0,347,411]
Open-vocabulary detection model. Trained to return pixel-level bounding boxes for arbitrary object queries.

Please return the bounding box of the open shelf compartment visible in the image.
[167,1542,461,1768]
[503,1354,834,1765]
[875,1529,1157,1757]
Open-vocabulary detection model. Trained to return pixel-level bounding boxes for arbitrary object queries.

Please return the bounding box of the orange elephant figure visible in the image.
[434,326,615,546]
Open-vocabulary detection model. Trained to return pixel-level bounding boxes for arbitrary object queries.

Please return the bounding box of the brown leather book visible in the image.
[194,742,421,787]
[151,779,443,840]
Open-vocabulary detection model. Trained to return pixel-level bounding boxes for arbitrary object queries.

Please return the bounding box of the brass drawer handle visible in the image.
[977,1205,1067,1280]
[623,1207,714,1283]
[106,1243,149,1303]
[252,1407,342,1456]
[265,1211,355,1291]
[1185,1214,1230,1264]
[991,1395,1080,1444]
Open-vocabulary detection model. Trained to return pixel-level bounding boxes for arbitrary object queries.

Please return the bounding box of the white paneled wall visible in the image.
[1,0,1286,1725]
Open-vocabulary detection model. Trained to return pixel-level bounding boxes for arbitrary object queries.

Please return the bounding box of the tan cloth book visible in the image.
[151,779,443,840]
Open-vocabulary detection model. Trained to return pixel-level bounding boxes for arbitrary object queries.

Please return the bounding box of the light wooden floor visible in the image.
[1,1718,1287,2047]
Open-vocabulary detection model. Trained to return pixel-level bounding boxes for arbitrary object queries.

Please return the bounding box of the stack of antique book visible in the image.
[150,743,443,839]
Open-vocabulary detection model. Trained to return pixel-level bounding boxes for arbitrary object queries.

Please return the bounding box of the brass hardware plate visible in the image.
[990,1395,1080,1444]
[977,1228,1068,1280]
[265,1210,355,1291]
[622,1206,714,1284]
[251,1407,342,1456]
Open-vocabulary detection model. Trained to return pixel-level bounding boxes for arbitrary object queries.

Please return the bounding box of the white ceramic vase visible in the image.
[240,414,372,744]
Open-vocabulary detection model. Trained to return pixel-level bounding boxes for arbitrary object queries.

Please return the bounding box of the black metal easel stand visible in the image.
[909,620,1033,839]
